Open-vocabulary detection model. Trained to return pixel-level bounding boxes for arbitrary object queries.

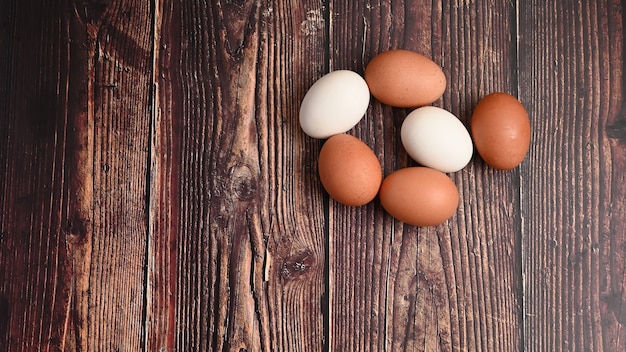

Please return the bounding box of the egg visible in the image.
[379,167,459,226]
[364,49,446,108]
[299,70,370,139]
[470,92,531,170]
[400,106,473,173]
[317,134,382,206]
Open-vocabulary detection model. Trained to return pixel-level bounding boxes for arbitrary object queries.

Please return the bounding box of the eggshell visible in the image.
[364,49,446,108]
[400,106,473,173]
[379,167,459,226]
[470,92,531,170]
[317,134,382,206]
[299,70,370,139]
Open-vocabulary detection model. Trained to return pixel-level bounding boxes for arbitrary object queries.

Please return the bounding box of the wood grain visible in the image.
[0,1,72,350]
[150,0,327,350]
[1,0,626,351]
[326,1,522,351]
[87,1,153,350]
[1,0,153,350]
[519,0,626,351]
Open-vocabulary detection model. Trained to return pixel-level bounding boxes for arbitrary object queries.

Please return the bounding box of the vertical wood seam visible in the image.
[322,1,332,351]
[144,0,164,350]
[613,2,626,346]
[515,0,527,351]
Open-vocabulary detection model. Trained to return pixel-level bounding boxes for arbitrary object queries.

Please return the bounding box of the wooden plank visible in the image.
[0,1,73,350]
[85,1,153,350]
[327,0,522,350]
[150,0,327,350]
[519,0,626,351]
[1,0,153,350]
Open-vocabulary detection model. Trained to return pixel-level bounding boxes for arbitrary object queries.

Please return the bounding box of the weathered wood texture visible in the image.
[1,1,153,351]
[328,1,521,351]
[0,0,625,351]
[148,0,327,350]
[519,1,626,351]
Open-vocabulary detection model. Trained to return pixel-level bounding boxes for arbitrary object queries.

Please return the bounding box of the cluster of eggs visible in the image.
[300,49,531,227]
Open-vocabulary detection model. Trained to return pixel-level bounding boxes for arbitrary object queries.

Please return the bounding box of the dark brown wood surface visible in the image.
[1,0,624,351]
[519,1,626,351]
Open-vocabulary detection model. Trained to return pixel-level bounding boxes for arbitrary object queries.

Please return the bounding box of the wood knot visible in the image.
[607,117,626,144]
[280,250,315,280]
[65,214,90,245]
[230,165,256,201]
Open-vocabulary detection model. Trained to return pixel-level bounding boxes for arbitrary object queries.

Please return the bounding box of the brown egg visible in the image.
[471,92,531,170]
[318,134,382,206]
[379,167,459,226]
[364,49,446,108]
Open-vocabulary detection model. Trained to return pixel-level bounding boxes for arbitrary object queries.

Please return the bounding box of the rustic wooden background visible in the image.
[1,0,625,351]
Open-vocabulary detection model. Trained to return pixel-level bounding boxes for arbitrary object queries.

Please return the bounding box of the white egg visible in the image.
[401,106,473,173]
[299,70,370,139]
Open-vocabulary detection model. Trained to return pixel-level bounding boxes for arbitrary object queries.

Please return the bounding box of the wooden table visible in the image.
[1,1,625,351]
